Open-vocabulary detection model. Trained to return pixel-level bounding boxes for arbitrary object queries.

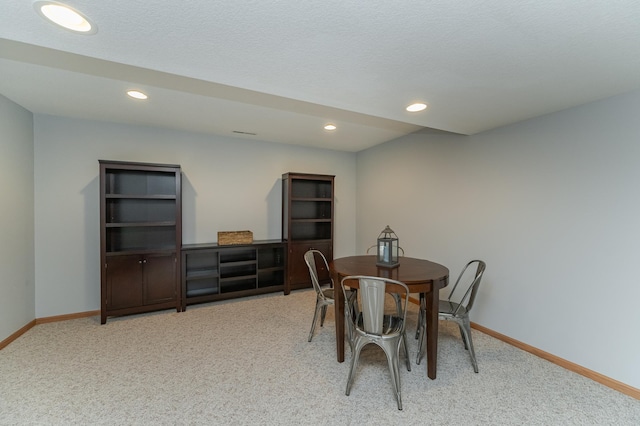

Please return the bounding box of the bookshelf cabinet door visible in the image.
[106,255,144,310]
[288,241,332,289]
[143,254,177,305]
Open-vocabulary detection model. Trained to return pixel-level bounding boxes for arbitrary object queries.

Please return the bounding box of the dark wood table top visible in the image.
[331,255,449,290]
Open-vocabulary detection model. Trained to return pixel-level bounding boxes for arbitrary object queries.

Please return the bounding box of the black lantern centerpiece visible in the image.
[376,225,400,268]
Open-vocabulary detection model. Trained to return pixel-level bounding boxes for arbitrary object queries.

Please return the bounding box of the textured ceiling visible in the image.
[1,1,640,152]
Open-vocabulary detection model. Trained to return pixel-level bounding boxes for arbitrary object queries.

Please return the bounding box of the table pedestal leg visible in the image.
[425,286,438,379]
[334,271,345,362]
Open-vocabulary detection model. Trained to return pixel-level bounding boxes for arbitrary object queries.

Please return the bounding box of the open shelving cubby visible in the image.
[181,240,286,310]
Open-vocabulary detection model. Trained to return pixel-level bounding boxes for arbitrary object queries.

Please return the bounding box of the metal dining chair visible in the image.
[416,260,486,373]
[341,275,411,410]
[304,249,356,342]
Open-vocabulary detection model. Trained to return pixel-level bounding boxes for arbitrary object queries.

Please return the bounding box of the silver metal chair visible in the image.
[304,250,356,342]
[416,260,486,373]
[341,275,411,410]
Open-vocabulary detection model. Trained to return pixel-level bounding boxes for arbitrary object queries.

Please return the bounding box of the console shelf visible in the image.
[181,240,286,310]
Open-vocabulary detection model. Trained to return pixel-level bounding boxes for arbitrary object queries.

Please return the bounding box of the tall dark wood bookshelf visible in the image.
[281,172,334,294]
[99,160,182,324]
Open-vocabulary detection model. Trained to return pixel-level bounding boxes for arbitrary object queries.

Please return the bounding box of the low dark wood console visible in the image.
[181,240,286,310]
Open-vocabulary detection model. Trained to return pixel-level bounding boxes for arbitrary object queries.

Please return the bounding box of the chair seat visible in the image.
[356,314,404,336]
[322,287,356,302]
[438,300,468,317]
[321,288,336,300]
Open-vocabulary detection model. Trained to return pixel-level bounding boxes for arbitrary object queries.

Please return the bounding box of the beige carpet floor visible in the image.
[1,290,638,425]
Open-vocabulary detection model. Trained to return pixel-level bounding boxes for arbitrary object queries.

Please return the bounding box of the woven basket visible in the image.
[217,230,253,245]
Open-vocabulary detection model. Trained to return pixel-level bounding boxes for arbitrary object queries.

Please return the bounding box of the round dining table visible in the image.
[330,255,449,380]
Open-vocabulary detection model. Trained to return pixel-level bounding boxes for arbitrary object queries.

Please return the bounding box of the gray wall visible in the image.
[33,115,356,317]
[0,95,35,342]
[356,89,640,389]
[5,88,640,390]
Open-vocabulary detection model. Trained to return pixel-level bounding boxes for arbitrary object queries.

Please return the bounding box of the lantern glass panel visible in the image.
[390,239,399,263]
[377,240,391,263]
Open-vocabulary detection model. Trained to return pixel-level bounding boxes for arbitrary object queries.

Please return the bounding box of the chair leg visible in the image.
[344,310,356,353]
[402,332,411,371]
[345,338,365,396]
[346,337,404,410]
[383,341,403,410]
[415,293,424,339]
[457,324,469,349]
[320,304,327,327]
[308,300,322,342]
[416,325,425,365]
[458,318,478,373]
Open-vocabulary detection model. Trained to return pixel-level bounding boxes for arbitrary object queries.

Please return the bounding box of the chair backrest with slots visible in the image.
[304,250,332,300]
[446,260,486,315]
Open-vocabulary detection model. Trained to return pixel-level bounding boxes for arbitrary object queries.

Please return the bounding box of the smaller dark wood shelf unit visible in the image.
[282,173,334,294]
[181,240,286,310]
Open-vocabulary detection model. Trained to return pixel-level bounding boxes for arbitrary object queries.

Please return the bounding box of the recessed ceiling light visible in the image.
[34,1,96,34]
[127,90,148,100]
[406,103,427,112]
[324,124,337,131]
